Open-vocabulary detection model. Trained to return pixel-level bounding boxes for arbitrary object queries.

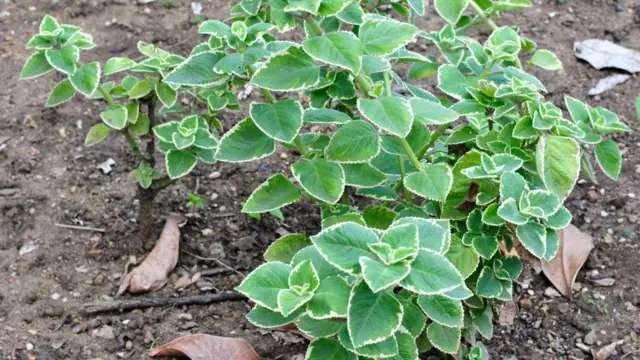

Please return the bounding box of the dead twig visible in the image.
[82,292,246,314]
[54,223,106,232]
[181,249,245,278]
[200,267,233,277]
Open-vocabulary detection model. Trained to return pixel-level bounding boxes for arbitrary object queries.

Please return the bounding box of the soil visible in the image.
[0,0,639,359]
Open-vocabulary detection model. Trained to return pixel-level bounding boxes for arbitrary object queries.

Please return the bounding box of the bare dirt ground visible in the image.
[0,0,639,359]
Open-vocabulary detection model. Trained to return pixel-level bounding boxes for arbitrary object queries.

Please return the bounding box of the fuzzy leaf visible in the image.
[497,198,529,225]
[476,266,503,298]
[304,108,352,124]
[165,149,198,179]
[164,51,228,86]
[307,338,356,360]
[46,79,76,107]
[70,62,100,97]
[358,96,414,137]
[404,164,453,202]
[264,234,311,263]
[20,52,54,79]
[215,118,275,162]
[250,100,303,143]
[311,222,379,275]
[445,236,479,279]
[326,121,381,163]
[85,123,111,146]
[516,221,547,258]
[246,305,303,328]
[348,281,403,347]
[236,262,291,311]
[307,276,351,319]
[418,295,464,328]
[342,163,387,187]
[100,105,128,130]
[536,135,580,197]
[104,57,136,76]
[156,82,178,108]
[410,98,459,125]
[594,139,621,180]
[45,46,79,75]
[401,249,463,295]
[530,49,563,70]
[392,217,448,253]
[427,322,460,354]
[303,31,363,73]
[243,174,301,213]
[251,47,320,91]
[292,158,345,204]
[358,18,418,56]
[435,0,470,24]
[361,257,411,292]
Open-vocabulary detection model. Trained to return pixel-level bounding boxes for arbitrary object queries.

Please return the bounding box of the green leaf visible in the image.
[530,49,563,70]
[361,257,411,292]
[392,217,448,253]
[359,18,418,56]
[165,149,198,179]
[303,31,363,73]
[400,299,427,337]
[296,314,343,338]
[308,276,351,319]
[418,295,464,328]
[250,100,303,143]
[215,118,275,162]
[338,325,399,357]
[445,236,479,279]
[407,0,426,15]
[516,221,546,258]
[404,164,453,202]
[401,249,463,295]
[242,174,301,213]
[471,305,494,339]
[292,158,345,204]
[246,304,304,328]
[497,198,529,225]
[545,206,572,230]
[363,205,397,230]
[482,204,505,226]
[472,236,499,260]
[326,121,381,163]
[395,328,419,360]
[236,262,291,311]
[125,102,140,124]
[277,288,313,317]
[311,222,378,274]
[476,266,503,298]
[434,0,470,24]
[286,0,322,14]
[128,80,153,99]
[442,284,473,300]
[198,20,232,39]
[410,98,459,125]
[358,96,414,137]
[537,134,580,197]
[164,51,228,86]
[155,82,178,108]
[39,14,61,33]
[69,62,100,97]
[523,190,561,218]
[46,79,76,107]
[130,113,150,136]
[304,108,352,124]
[100,105,128,130]
[437,64,469,99]
[543,228,560,261]
[342,163,387,187]
[251,47,320,91]
[318,0,351,16]
[84,123,111,146]
[306,338,357,360]
[104,57,136,76]
[427,322,460,354]
[595,139,621,180]
[636,95,640,120]
[348,281,403,347]
[500,171,527,200]
[264,234,311,263]
[337,2,365,25]
[45,46,79,75]
[19,52,54,80]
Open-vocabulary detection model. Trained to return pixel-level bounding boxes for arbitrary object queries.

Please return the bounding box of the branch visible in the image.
[82,292,246,314]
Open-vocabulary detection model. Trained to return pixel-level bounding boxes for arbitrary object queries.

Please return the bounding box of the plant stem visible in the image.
[354,73,373,97]
[398,138,421,170]
[305,14,324,35]
[144,97,157,166]
[469,0,498,31]
[383,72,392,96]
[416,124,449,159]
[398,155,412,206]
[294,136,308,155]
[151,176,178,191]
[97,83,144,160]
[342,190,350,206]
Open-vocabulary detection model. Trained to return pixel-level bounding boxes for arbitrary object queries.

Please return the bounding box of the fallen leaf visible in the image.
[591,341,619,360]
[117,217,180,296]
[149,334,263,360]
[498,302,518,326]
[588,74,630,96]
[541,224,594,297]
[574,39,640,73]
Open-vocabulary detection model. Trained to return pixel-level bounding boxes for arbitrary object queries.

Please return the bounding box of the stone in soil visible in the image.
[584,330,597,345]
[96,325,116,340]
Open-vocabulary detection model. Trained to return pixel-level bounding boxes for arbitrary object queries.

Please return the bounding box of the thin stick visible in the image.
[54,223,106,232]
[199,267,233,277]
[181,249,245,278]
[82,292,246,314]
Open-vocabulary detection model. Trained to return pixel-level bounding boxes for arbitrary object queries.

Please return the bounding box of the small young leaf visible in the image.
[435,0,470,24]
[104,57,137,76]
[84,123,111,146]
[516,221,547,258]
[46,79,76,107]
[348,280,403,347]
[530,49,563,70]
[45,46,79,75]
[236,262,291,311]
[307,276,351,319]
[250,100,303,143]
[130,113,150,136]
[497,198,529,225]
[404,164,453,202]
[19,52,54,80]
[594,139,621,180]
[155,82,178,108]
[392,217,448,253]
[100,105,128,130]
[215,118,275,162]
[400,249,463,295]
[545,206,572,230]
[360,257,411,292]
[165,149,198,179]
[311,221,379,275]
[536,135,580,197]
[242,174,301,213]
[292,158,345,204]
[128,80,153,99]
[476,266,503,298]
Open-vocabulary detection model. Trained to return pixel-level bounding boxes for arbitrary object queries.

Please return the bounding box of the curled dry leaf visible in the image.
[574,39,640,73]
[117,217,180,296]
[588,74,630,96]
[591,341,619,360]
[149,334,263,360]
[541,224,594,297]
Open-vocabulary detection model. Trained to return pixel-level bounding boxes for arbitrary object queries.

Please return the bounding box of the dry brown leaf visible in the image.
[541,224,594,297]
[117,217,180,296]
[149,334,263,360]
[591,341,619,360]
[498,302,518,326]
